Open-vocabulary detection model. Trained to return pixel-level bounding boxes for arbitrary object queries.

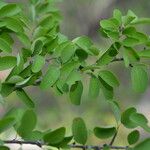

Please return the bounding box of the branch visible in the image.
[3,140,129,149]
[4,140,42,148]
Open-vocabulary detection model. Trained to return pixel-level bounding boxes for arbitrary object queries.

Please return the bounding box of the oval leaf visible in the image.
[40,66,60,90]
[94,126,116,139]
[16,89,35,108]
[99,70,119,88]
[128,130,140,145]
[131,65,148,93]
[44,127,66,145]
[69,81,83,105]
[31,55,45,73]
[72,117,87,145]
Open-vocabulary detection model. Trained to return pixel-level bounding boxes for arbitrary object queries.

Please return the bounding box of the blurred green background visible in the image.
[1,0,150,149]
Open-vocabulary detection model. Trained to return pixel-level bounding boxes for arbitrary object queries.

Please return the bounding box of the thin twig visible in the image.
[3,140,129,149]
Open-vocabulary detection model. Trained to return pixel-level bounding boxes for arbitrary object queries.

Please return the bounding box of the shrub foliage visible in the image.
[0,0,150,150]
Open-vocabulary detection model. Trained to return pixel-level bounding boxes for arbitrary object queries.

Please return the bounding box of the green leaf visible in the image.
[0,146,10,150]
[121,107,138,129]
[0,38,12,53]
[76,49,88,61]
[17,110,37,138]
[97,42,120,65]
[26,130,43,141]
[122,27,137,37]
[44,127,66,145]
[56,136,73,148]
[7,75,23,84]
[17,32,31,48]
[31,55,45,73]
[40,66,60,90]
[61,43,76,63]
[0,117,15,133]
[122,16,136,26]
[0,4,21,17]
[99,70,119,88]
[108,100,121,123]
[0,83,14,97]
[94,126,116,139]
[31,37,45,55]
[128,130,140,145]
[0,56,16,71]
[100,18,119,30]
[69,81,83,105]
[66,70,81,86]
[99,77,114,99]
[123,47,140,67]
[131,65,148,93]
[5,18,24,33]
[16,89,35,108]
[138,49,150,58]
[131,18,150,25]
[130,113,150,132]
[72,36,93,54]
[88,75,100,98]
[134,138,150,150]
[122,37,139,47]
[72,117,87,145]
[113,9,122,25]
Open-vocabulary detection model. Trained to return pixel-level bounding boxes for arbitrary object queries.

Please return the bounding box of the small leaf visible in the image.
[17,32,31,48]
[99,70,119,88]
[31,55,45,73]
[113,9,122,25]
[17,110,37,138]
[44,127,66,145]
[40,66,60,90]
[31,37,45,55]
[122,37,139,47]
[123,47,140,67]
[0,56,16,71]
[121,107,138,129]
[0,38,12,53]
[100,18,119,30]
[130,113,150,132]
[97,42,120,65]
[108,100,121,123]
[0,117,15,133]
[94,126,116,139]
[72,117,87,145]
[66,70,81,86]
[134,138,150,150]
[69,81,83,105]
[72,36,93,54]
[7,75,24,84]
[0,83,14,97]
[5,18,24,33]
[0,4,21,17]
[99,77,114,99]
[16,89,35,108]
[128,130,140,145]
[131,18,150,25]
[61,43,76,63]
[138,50,150,58]
[0,146,10,150]
[131,65,148,93]
[88,75,100,98]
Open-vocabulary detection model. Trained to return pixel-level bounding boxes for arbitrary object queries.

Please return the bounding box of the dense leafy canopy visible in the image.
[0,1,150,150]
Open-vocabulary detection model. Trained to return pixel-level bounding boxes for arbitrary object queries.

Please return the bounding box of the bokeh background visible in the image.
[1,0,150,149]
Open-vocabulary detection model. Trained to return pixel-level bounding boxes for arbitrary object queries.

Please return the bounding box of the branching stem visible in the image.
[3,140,129,149]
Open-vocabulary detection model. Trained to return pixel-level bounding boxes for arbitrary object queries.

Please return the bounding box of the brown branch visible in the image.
[4,140,42,148]
[3,140,129,149]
